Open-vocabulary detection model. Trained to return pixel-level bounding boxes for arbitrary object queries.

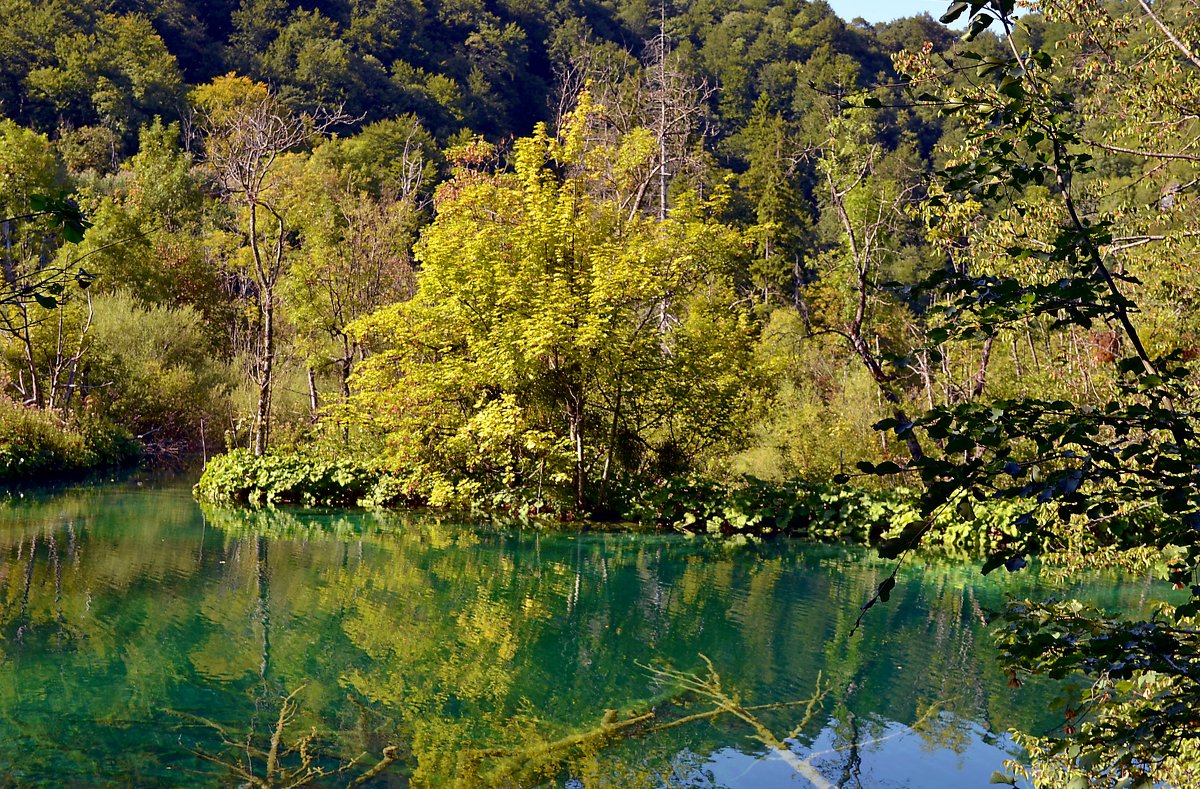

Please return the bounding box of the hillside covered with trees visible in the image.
[7,0,1200,783]
[0,0,964,479]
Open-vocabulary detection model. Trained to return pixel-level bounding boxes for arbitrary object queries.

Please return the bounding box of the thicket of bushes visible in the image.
[194,449,1036,554]
[0,398,139,482]
[194,449,415,508]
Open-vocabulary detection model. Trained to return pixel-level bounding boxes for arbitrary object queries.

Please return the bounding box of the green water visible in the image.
[0,478,1165,787]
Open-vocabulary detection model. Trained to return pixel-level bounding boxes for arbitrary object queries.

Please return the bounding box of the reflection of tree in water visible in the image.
[0,489,1097,785]
[178,654,832,788]
[174,654,966,789]
[174,685,404,788]
[0,528,84,654]
[204,505,1051,787]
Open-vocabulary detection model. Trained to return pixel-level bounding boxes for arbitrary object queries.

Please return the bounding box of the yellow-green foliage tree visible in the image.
[345,103,762,512]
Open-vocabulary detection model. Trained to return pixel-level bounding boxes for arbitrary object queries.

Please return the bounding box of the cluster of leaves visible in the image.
[992,598,1200,787]
[625,475,915,541]
[876,364,1200,579]
[624,474,1031,551]
[194,448,417,508]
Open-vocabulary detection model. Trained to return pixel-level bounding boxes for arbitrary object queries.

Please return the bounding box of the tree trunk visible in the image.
[970,336,994,399]
[253,295,273,456]
[249,203,282,457]
[1,220,15,286]
[566,386,586,512]
[21,327,40,407]
[598,378,623,510]
[306,367,319,415]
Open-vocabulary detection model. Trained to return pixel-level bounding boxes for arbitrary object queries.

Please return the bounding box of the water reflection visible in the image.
[0,480,1156,786]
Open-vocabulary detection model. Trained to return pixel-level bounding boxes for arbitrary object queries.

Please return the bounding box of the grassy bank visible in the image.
[0,399,141,484]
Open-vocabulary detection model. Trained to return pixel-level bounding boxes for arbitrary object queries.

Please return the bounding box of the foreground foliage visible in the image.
[841,0,1200,783]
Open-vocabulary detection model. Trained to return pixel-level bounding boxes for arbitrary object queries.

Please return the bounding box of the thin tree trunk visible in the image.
[21,326,40,407]
[971,337,994,399]
[1,220,15,285]
[340,336,354,400]
[249,203,277,457]
[567,386,586,512]
[921,349,935,410]
[306,367,319,414]
[254,298,273,456]
[62,291,93,413]
[599,377,623,509]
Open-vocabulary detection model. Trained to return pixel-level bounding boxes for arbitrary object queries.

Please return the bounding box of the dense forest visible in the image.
[6,0,1200,783]
[0,0,965,487]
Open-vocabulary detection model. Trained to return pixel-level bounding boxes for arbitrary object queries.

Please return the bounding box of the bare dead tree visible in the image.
[550,21,714,222]
[816,118,926,462]
[642,7,715,220]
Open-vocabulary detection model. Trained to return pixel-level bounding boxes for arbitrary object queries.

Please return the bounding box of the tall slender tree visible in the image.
[192,74,349,454]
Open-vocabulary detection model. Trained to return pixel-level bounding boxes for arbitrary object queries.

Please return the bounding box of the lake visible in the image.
[0,477,1164,787]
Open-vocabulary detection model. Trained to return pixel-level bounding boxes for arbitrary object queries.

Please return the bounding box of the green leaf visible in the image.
[940,1,969,24]
[956,497,976,520]
[62,221,86,244]
[963,13,994,41]
[999,76,1025,99]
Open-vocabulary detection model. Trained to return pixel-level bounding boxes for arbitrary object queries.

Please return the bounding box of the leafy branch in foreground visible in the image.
[841,0,1200,782]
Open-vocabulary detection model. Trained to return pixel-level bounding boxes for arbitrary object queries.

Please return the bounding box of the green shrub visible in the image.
[87,290,233,452]
[620,474,1028,553]
[0,399,139,482]
[195,449,421,508]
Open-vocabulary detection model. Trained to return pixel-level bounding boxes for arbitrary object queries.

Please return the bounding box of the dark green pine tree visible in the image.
[736,95,811,307]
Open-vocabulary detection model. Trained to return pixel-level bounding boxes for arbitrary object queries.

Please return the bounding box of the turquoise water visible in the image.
[0,478,1164,787]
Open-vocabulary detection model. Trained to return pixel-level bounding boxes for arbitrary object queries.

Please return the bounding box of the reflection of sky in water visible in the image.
[566,715,1030,788]
[0,478,1159,786]
[706,717,1025,788]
